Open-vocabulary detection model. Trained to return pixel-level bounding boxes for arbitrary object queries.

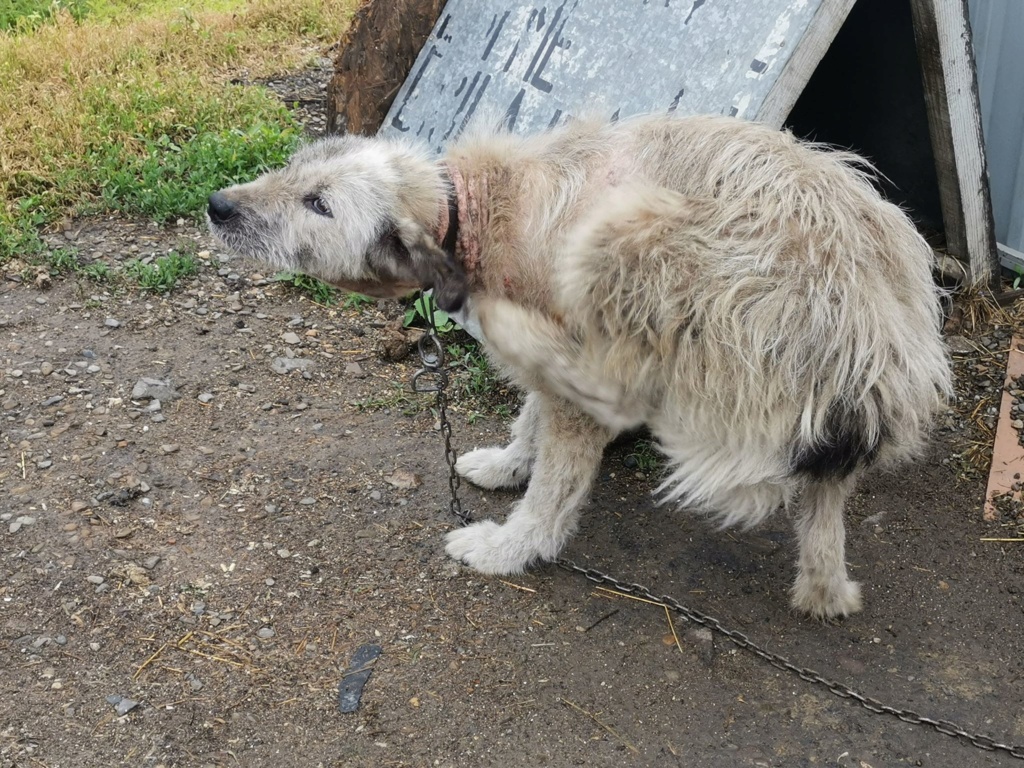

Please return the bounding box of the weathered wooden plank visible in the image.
[380,0,836,150]
[909,0,997,286]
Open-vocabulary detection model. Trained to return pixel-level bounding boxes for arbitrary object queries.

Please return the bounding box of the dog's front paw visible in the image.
[455,447,529,490]
[790,574,862,619]
[445,521,542,575]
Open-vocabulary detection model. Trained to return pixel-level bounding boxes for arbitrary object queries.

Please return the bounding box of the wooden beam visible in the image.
[908,0,998,287]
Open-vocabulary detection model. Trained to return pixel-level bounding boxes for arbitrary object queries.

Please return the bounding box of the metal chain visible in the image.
[412,322,1024,761]
[411,307,472,527]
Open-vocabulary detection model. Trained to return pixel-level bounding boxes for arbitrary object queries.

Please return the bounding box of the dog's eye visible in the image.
[304,195,333,218]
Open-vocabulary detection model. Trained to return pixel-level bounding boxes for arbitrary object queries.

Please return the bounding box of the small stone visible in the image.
[299,497,316,506]
[238,383,256,393]
[293,402,309,411]
[197,393,214,404]
[265,578,276,586]
[277,548,291,558]
[272,357,313,375]
[37,460,52,469]
[35,297,47,305]
[257,627,276,639]
[345,362,365,377]
[131,377,180,402]
[142,556,161,570]
[282,332,302,345]
[104,318,121,328]
[115,697,139,716]
[40,362,53,376]
[1013,420,1023,430]
[369,490,382,501]
[86,575,105,585]
[161,444,180,454]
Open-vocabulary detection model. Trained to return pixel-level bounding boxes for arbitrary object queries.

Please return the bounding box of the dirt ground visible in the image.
[3,71,1024,768]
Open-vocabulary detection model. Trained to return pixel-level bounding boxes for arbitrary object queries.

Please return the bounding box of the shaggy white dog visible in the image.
[208,114,951,618]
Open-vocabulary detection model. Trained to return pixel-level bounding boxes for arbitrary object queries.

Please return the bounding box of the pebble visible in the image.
[299,497,316,506]
[272,357,312,375]
[161,444,180,454]
[104,318,121,328]
[277,548,291,558]
[142,556,161,570]
[132,377,180,402]
[282,332,302,345]
[86,575,105,585]
[40,363,53,376]
[257,627,276,639]
[198,393,214,403]
[9,515,36,533]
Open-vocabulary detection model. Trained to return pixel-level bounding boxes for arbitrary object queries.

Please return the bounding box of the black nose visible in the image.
[207,191,238,224]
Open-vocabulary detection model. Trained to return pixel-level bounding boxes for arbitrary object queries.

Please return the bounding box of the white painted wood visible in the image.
[910,0,997,286]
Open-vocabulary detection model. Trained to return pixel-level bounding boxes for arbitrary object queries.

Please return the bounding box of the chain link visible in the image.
[413,320,1024,761]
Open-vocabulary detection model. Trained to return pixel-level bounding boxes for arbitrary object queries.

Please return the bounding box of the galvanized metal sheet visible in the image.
[381,0,825,151]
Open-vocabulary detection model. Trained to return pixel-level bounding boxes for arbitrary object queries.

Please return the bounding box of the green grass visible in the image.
[124,249,199,293]
[1,0,90,31]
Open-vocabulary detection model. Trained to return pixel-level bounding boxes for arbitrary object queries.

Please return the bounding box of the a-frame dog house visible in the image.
[328,0,997,285]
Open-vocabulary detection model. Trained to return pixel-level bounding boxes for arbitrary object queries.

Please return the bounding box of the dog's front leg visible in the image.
[455,391,541,490]
[445,396,610,574]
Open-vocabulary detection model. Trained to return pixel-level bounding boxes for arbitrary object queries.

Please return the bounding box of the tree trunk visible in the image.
[326,0,446,136]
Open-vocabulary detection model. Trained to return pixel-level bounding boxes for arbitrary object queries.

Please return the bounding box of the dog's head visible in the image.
[206,134,467,311]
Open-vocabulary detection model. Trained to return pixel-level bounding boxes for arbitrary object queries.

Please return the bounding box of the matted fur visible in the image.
[208,114,951,619]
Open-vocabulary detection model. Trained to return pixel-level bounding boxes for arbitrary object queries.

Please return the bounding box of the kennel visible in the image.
[327,0,997,285]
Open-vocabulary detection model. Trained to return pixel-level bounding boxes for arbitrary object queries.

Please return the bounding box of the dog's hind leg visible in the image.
[790,476,863,619]
[445,395,610,574]
[456,392,541,489]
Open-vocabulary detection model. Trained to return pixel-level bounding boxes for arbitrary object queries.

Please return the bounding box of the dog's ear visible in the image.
[393,217,468,313]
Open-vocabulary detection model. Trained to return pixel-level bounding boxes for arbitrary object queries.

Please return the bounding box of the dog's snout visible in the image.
[207,191,238,224]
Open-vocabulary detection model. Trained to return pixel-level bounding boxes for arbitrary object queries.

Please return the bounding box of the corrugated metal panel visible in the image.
[380,0,838,152]
[968,0,1024,252]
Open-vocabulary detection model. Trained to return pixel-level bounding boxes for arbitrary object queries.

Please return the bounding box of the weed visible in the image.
[625,439,661,473]
[446,342,500,399]
[342,292,376,310]
[81,261,111,283]
[404,292,455,333]
[125,249,198,293]
[47,248,80,274]
[273,271,338,305]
